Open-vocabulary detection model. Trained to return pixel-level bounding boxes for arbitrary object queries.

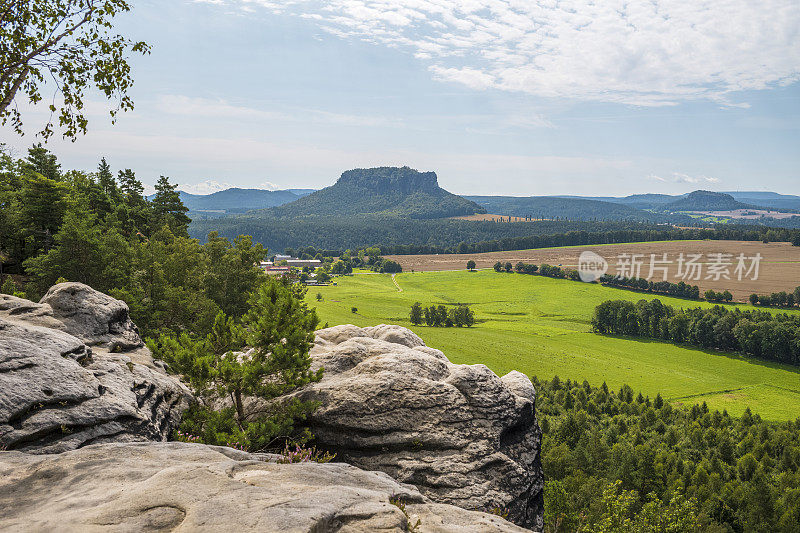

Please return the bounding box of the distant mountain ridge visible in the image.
[464,195,677,223]
[179,188,301,212]
[265,166,485,219]
[147,188,316,217]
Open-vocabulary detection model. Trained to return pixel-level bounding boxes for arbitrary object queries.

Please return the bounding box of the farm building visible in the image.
[286,259,322,268]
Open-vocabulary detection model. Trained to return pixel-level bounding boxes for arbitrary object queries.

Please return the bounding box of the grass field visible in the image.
[307,270,800,421]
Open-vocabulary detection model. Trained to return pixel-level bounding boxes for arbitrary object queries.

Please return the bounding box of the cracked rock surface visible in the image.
[287,324,545,531]
[0,283,192,454]
[0,442,530,532]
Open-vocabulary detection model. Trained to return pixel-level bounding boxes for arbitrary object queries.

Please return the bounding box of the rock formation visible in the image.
[287,324,545,530]
[0,442,530,532]
[0,283,544,531]
[0,283,192,453]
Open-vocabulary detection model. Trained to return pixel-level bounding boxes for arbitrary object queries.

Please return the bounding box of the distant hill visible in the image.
[147,188,313,218]
[267,167,485,219]
[178,188,301,213]
[615,194,680,208]
[464,196,676,223]
[286,189,316,198]
[557,191,800,212]
[724,192,800,211]
[557,193,678,208]
[663,190,750,212]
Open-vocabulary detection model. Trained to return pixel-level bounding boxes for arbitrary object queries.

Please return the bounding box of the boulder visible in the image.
[40,282,143,350]
[0,442,530,532]
[0,287,191,454]
[289,325,544,530]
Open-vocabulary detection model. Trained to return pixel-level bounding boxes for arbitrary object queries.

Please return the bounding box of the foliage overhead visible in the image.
[0,0,150,140]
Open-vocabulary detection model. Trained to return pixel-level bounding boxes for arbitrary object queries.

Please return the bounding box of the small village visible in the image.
[258,254,331,286]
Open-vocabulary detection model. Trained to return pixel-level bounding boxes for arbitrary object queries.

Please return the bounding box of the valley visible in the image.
[308,269,800,420]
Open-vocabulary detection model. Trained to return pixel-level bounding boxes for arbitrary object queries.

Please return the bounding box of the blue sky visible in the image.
[3,0,799,196]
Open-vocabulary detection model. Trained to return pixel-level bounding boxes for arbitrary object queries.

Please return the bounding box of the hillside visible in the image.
[464,195,676,222]
[267,167,485,219]
[309,270,800,420]
[177,188,303,214]
[663,190,749,211]
[726,191,800,211]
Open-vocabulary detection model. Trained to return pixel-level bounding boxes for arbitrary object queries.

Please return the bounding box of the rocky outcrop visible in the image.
[0,442,530,532]
[288,324,544,531]
[0,284,191,453]
[40,282,144,350]
[0,283,543,530]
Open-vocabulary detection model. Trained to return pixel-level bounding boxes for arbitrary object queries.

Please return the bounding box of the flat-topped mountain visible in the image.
[267,166,485,219]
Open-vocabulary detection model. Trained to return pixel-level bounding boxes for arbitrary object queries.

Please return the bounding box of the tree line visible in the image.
[600,275,702,300]
[592,299,800,366]
[330,247,402,274]
[409,302,475,327]
[705,289,734,303]
[492,260,579,280]
[0,144,330,454]
[0,144,268,340]
[537,375,800,532]
[749,287,800,308]
[196,214,800,258]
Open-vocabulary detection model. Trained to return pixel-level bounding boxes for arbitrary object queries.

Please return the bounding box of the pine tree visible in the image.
[19,174,69,253]
[151,175,190,235]
[22,208,104,291]
[118,168,144,199]
[151,278,322,451]
[96,157,117,198]
[24,143,61,180]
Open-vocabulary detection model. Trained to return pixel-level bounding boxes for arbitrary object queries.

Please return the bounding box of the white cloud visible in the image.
[178,179,282,194]
[156,95,397,127]
[206,0,800,106]
[649,172,720,184]
[179,179,233,194]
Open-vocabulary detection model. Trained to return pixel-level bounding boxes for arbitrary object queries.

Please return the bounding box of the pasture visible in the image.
[307,270,800,421]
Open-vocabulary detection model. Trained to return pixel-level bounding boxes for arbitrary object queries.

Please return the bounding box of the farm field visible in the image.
[307,270,800,421]
[384,240,800,302]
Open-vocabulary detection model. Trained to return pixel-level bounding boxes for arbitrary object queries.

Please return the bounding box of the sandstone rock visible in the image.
[0,288,191,454]
[0,442,530,532]
[40,282,143,350]
[291,324,545,530]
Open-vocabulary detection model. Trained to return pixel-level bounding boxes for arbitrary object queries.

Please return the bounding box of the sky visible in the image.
[2,0,799,196]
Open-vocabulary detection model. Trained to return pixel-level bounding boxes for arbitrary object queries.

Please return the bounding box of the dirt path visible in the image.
[391,274,402,292]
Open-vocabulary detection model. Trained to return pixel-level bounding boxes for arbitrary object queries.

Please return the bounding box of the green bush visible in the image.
[150,278,322,452]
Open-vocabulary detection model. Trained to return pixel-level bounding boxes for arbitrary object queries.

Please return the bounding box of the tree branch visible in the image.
[0,7,92,89]
[0,65,29,114]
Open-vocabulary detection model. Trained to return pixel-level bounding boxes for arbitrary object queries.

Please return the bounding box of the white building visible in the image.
[286,259,322,268]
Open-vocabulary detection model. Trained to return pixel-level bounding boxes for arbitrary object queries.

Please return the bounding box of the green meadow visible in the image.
[307,270,800,421]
